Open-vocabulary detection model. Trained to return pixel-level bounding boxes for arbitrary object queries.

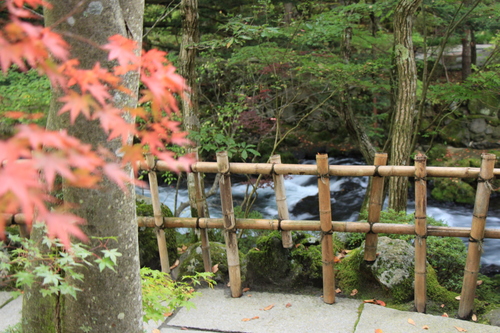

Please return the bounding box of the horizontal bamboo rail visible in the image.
[138,160,500,178]
[6,214,500,239]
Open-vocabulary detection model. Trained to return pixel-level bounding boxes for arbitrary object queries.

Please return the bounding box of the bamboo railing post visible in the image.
[193,149,212,272]
[270,154,293,248]
[414,154,428,313]
[217,151,242,298]
[364,153,388,263]
[145,154,170,273]
[458,153,497,319]
[316,154,335,304]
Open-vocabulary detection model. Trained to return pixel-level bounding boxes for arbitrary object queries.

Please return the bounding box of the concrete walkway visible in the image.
[3,288,500,333]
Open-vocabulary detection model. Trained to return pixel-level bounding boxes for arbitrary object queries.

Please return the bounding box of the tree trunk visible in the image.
[179,0,202,219]
[388,0,422,212]
[462,28,472,81]
[24,1,145,332]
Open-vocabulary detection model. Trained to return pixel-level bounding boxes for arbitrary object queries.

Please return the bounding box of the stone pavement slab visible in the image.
[355,303,500,333]
[0,292,22,333]
[163,287,362,333]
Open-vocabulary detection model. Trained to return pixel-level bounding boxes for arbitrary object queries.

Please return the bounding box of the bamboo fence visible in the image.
[6,152,500,316]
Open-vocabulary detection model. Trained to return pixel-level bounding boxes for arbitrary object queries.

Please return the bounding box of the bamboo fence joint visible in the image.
[217,151,242,298]
[146,153,170,274]
[414,153,428,313]
[317,154,335,304]
[364,153,387,263]
[459,153,496,319]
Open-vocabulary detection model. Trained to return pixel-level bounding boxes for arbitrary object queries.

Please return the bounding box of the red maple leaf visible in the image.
[42,211,88,249]
[58,91,96,123]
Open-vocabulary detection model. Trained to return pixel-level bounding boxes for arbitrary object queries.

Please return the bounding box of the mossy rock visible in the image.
[427,237,467,292]
[430,178,475,205]
[176,241,238,283]
[136,199,178,269]
[245,231,292,286]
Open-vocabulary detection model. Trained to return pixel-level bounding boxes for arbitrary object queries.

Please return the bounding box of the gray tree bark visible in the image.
[179,0,202,218]
[22,1,145,332]
[388,0,422,212]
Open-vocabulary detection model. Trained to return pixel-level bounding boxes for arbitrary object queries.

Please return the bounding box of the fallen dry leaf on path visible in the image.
[350,289,358,296]
[263,304,275,311]
[454,326,467,332]
[152,329,160,333]
[375,329,383,333]
[242,316,259,322]
[363,299,386,306]
[169,259,179,270]
[477,280,483,286]
[336,288,342,294]
[472,314,477,322]
[422,325,430,330]
[408,318,416,326]
[212,264,219,273]
[442,313,449,317]
[243,287,250,292]
[286,303,292,308]
[164,312,173,317]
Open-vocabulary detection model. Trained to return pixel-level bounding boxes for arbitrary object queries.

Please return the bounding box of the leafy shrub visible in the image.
[136,199,178,269]
[141,267,215,323]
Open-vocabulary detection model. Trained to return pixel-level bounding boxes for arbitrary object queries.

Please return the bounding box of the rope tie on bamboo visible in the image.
[468,234,484,252]
[367,222,376,234]
[415,234,427,246]
[317,173,329,185]
[148,158,158,171]
[277,218,283,231]
[223,210,236,231]
[10,214,16,226]
[195,217,201,229]
[477,175,494,191]
[320,226,335,242]
[414,176,426,182]
[373,165,382,178]
[270,163,276,175]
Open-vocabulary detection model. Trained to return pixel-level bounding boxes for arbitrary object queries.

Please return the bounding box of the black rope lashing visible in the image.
[414,176,426,182]
[373,165,382,178]
[10,214,16,226]
[468,234,482,243]
[270,163,276,176]
[277,218,283,231]
[367,222,376,234]
[149,158,158,172]
[196,217,201,229]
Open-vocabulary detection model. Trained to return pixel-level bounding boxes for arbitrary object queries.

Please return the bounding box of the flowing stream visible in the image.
[137,156,500,266]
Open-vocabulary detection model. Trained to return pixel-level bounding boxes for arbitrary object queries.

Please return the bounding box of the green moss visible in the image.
[430,178,475,205]
[426,265,460,310]
[427,237,467,292]
[177,242,231,282]
[136,199,178,268]
[246,231,291,286]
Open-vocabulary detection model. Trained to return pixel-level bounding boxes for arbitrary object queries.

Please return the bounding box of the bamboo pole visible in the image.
[217,151,242,298]
[364,153,387,263]
[458,153,497,319]
[146,154,170,273]
[139,160,500,178]
[135,216,500,238]
[317,154,335,304]
[10,213,500,239]
[270,154,293,248]
[414,154,428,313]
[193,150,212,273]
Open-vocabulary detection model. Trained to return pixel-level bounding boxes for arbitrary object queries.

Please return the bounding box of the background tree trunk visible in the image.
[388,0,422,212]
[24,1,145,332]
[179,0,203,219]
[462,27,472,81]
